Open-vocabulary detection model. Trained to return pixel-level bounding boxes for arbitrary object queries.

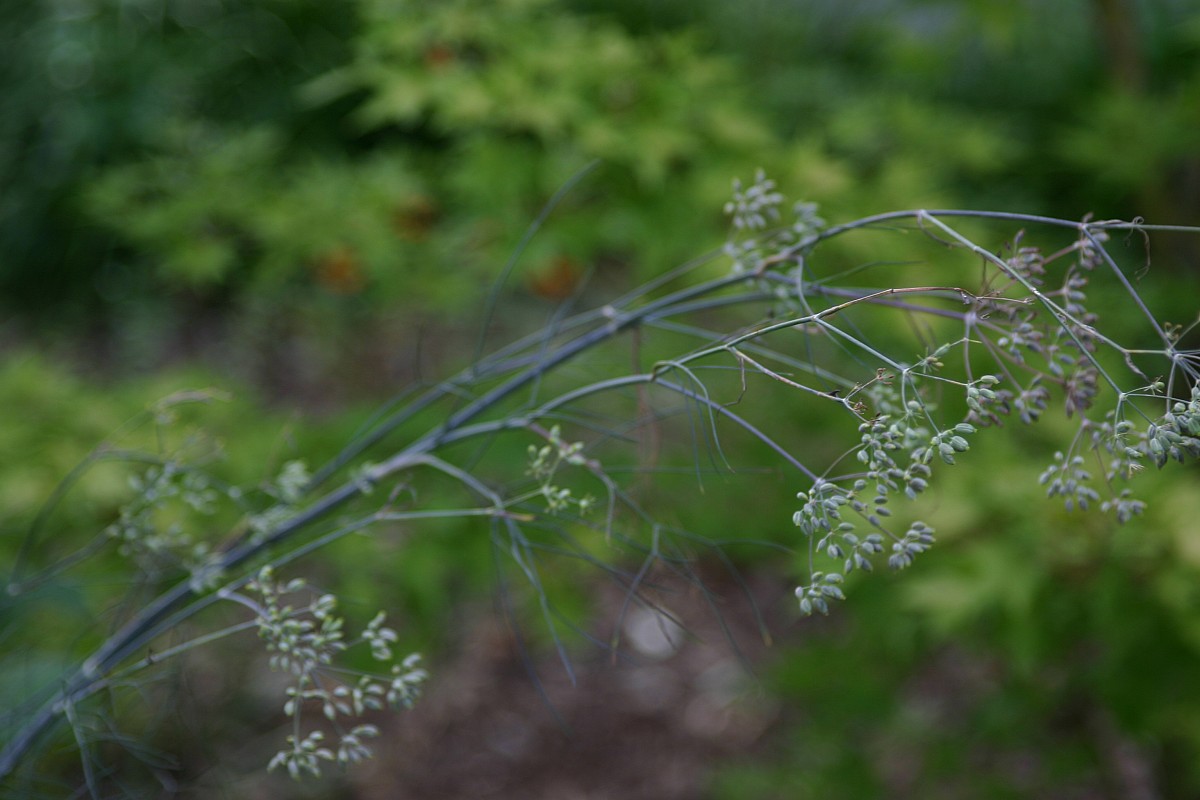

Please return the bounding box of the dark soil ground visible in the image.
[350,568,793,800]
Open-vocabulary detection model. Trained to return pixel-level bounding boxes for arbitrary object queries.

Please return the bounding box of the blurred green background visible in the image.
[3,0,1200,797]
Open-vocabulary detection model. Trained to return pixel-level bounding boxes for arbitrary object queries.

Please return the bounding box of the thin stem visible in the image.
[916,212,1128,396]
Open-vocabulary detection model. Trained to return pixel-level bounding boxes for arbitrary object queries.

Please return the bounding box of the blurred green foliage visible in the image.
[4,0,778,330]
[711,425,1200,798]
[3,0,1200,795]
[573,0,1200,223]
[8,0,1196,332]
[0,0,355,317]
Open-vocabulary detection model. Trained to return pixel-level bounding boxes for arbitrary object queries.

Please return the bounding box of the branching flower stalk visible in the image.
[247,567,427,779]
[3,174,1199,787]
